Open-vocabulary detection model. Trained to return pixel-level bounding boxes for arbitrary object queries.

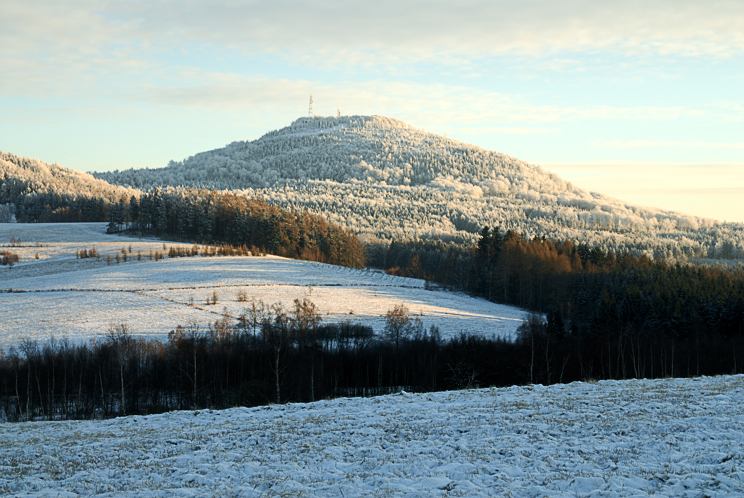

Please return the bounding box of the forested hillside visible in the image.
[108,188,366,268]
[95,115,744,260]
[381,227,744,338]
[0,152,137,222]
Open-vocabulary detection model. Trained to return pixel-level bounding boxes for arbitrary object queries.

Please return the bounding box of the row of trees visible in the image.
[2,296,744,422]
[106,188,366,268]
[12,194,110,223]
[379,227,744,348]
[0,300,415,421]
[1,152,368,268]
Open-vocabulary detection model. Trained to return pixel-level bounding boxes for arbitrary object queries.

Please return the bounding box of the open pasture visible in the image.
[2,375,743,496]
[0,223,527,349]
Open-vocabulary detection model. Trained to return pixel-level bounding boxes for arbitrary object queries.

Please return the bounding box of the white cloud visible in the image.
[3,1,744,67]
[114,0,744,58]
[3,1,742,103]
[0,2,150,96]
[540,161,744,189]
[140,77,312,107]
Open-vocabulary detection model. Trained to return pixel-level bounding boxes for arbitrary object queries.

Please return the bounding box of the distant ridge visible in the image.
[1,151,138,222]
[0,151,131,196]
[91,115,744,259]
[4,116,741,259]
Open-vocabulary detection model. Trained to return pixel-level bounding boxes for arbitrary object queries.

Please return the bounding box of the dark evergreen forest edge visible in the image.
[2,187,744,422]
[106,189,366,268]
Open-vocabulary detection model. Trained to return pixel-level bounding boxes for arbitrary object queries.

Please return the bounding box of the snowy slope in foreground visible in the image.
[0,223,526,348]
[3,375,744,497]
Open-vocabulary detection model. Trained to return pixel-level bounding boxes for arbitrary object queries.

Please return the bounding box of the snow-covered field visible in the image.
[2,375,744,496]
[3,224,743,497]
[0,223,527,349]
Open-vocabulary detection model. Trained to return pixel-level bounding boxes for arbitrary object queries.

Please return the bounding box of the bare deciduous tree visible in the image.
[384,304,411,355]
[107,323,133,415]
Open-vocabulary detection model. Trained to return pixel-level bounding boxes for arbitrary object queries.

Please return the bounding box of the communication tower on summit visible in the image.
[308,95,314,117]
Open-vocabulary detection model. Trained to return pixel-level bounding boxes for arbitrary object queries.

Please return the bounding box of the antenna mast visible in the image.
[308,95,314,117]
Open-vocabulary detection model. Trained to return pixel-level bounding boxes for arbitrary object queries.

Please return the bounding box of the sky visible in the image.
[1,0,743,222]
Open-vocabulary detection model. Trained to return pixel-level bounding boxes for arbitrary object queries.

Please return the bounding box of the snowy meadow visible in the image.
[2,375,744,496]
[0,223,526,349]
[4,223,744,497]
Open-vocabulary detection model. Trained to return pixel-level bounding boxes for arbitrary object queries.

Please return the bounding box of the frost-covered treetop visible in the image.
[278,115,414,135]
[1,151,136,201]
[98,114,572,194]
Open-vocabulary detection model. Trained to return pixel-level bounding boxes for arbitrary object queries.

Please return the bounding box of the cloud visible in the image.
[4,1,744,66]
[0,2,153,96]
[140,77,314,108]
[111,0,744,59]
[3,1,742,103]
[3,2,740,178]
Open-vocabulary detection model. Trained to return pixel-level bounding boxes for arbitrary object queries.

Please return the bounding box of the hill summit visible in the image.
[97,115,575,198]
[90,115,737,259]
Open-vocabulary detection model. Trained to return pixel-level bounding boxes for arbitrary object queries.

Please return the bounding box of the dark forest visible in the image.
[108,188,367,269]
[1,291,743,422]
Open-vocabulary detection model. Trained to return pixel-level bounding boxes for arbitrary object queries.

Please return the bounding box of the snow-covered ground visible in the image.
[0,223,527,349]
[2,375,743,496]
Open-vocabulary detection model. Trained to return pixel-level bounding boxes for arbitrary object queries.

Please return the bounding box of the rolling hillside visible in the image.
[0,223,525,349]
[95,116,744,259]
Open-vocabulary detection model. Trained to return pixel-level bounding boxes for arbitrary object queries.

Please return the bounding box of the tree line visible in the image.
[105,188,366,268]
[376,227,744,370]
[7,195,110,223]
[2,295,744,422]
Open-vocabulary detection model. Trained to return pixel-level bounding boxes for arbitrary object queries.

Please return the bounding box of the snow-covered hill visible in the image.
[0,151,136,205]
[0,223,526,348]
[3,374,744,496]
[94,115,744,259]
